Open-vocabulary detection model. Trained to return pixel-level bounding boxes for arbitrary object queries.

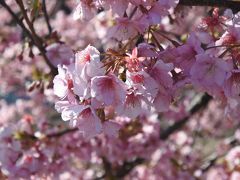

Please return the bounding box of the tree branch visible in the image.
[0,1,35,43]
[114,94,212,178]
[199,136,238,172]
[0,0,57,75]
[42,0,52,35]
[15,0,57,75]
[47,128,78,138]
[160,93,212,140]
[16,0,43,45]
[179,0,240,11]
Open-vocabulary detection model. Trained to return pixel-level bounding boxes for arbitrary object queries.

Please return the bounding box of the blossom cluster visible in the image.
[1,0,240,179]
[53,8,240,139]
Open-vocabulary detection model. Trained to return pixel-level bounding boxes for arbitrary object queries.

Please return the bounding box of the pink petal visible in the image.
[103,121,121,138]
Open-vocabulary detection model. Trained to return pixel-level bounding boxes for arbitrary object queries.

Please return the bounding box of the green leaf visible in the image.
[31,0,41,20]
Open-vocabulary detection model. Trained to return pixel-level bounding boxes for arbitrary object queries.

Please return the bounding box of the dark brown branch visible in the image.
[42,0,52,35]
[179,0,240,11]
[16,0,42,45]
[47,128,78,138]
[50,0,71,16]
[160,93,212,140]
[0,0,57,75]
[15,0,57,75]
[115,94,212,178]
[200,133,239,172]
[115,158,145,178]
[0,1,35,43]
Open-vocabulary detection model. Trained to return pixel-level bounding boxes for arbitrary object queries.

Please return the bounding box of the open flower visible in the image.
[76,107,102,139]
[190,54,232,95]
[108,18,143,41]
[175,33,204,75]
[73,1,97,21]
[149,60,174,112]
[224,69,240,98]
[149,60,174,89]
[53,65,73,99]
[73,45,104,98]
[91,74,127,107]
[116,91,148,118]
[46,43,74,67]
[125,47,145,72]
[75,45,104,82]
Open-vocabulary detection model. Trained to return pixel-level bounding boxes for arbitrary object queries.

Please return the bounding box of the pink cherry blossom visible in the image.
[116,91,148,118]
[224,69,240,98]
[46,43,74,67]
[147,60,174,112]
[76,107,102,139]
[153,86,172,112]
[101,0,128,17]
[102,120,121,138]
[3,1,240,179]
[226,146,240,170]
[75,45,104,82]
[60,104,85,122]
[190,54,232,95]
[125,47,145,72]
[73,1,97,21]
[137,43,158,57]
[175,33,204,75]
[53,65,73,99]
[108,18,143,41]
[73,45,104,99]
[149,60,174,89]
[91,74,127,107]
[126,70,159,100]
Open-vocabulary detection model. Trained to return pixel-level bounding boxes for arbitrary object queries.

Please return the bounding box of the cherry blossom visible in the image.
[2,0,240,179]
[46,43,74,67]
[190,54,232,95]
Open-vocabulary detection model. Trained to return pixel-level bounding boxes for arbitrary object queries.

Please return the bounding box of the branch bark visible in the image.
[115,94,212,178]
[0,1,35,43]
[42,0,52,35]
[0,0,57,75]
[47,128,78,138]
[160,93,212,140]
[15,0,57,75]
[179,0,240,11]
[199,136,238,172]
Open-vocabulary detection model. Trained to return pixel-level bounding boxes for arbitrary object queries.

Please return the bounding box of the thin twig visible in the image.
[206,44,240,50]
[200,135,238,172]
[13,0,57,75]
[42,0,52,35]
[0,1,35,43]
[151,31,164,51]
[16,0,42,44]
[47,128,78,138]
[153,30,180,47]
[129,6,138,19]
[1,1,57,74]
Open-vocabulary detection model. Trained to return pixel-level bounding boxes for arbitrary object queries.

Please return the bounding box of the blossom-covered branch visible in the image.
[1,0,240,179]
[0,0,57,75]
